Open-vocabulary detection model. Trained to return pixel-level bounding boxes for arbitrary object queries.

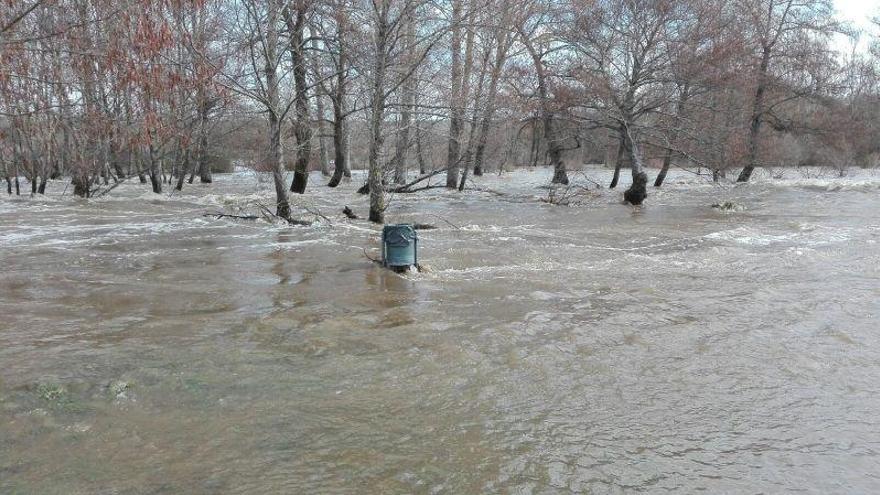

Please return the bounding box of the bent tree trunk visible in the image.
[654,148,673,188]
[609,129,625,189]
[521,32,567,185]
[738,46,770,183]
[654,86,689,188]
[622,125,647,205]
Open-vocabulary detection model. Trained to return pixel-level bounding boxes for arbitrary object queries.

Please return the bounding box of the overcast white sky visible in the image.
[835,0,879,31]
[833,0,879,52]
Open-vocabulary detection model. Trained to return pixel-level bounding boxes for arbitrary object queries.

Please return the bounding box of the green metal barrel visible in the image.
[382,224,418,268]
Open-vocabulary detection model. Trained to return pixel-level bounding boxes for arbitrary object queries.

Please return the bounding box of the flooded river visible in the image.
[2,167,880,493]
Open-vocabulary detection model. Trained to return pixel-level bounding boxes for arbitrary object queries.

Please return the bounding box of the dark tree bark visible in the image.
[622,126,647,205]
[285,6,312,194]
[196,97,212,184]
[737,46,771,183]
[175,149,190,191]
[653,148,673,188]
[609,129,625,189]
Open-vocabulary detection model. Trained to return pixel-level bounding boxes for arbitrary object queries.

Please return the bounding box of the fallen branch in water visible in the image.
[302,204,333,225]
[394,184,446,194]
[256,202,312,226]
[203,212,260,221]
[427,213,460,230]
[91,176,131,198]
[389,167,449,193]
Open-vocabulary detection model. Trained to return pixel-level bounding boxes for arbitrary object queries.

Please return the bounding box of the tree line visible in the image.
[2,0,879,222]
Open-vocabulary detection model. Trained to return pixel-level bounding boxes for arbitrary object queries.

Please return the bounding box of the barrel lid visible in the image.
[382,224,416,244]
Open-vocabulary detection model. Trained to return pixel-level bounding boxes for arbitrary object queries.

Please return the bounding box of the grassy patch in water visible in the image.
[34,383,90,414]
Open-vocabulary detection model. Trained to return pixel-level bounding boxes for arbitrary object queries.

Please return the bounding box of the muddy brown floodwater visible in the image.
[1,167,880,494]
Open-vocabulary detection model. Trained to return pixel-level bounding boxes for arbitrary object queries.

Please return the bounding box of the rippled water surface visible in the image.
[2,167,880,494]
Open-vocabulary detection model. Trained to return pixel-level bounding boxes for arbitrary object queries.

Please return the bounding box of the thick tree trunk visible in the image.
[738,46,771,183]
[328,115,347,188]
[328,17,349,189]
[368,4,390,223]
[38,176,47,194]
[521,34,567,185]
[622,126,647,205]
[311,38,331,178]
[654,148,673,188]
[72,168,90,197]
[286,7,311,194]
[5,176,11,195]
[609,126,626,188]
[175,149,190,191]
[445,0,463,188]
[146,142,162,194]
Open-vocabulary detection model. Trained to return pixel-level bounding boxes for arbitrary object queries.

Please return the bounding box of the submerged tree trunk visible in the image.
[328,114,347,188]
[311,39,331,178]
[266,1,291,218]
[368,2,390,223]
[393,12,416,185]
[445,0,464,189]
[286,7,311,194]
[738,46,770,183]
[472,20,512,177]
[197,97,212,184]
[175,149,190,191]
[147,142,162,194]
[328,13,349,189]
[654,148,673,188]
[315,97,331,177]
[521,33,567,184]
[622,125,647,205]
[655,86,689,188]
[609,129,625,189]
